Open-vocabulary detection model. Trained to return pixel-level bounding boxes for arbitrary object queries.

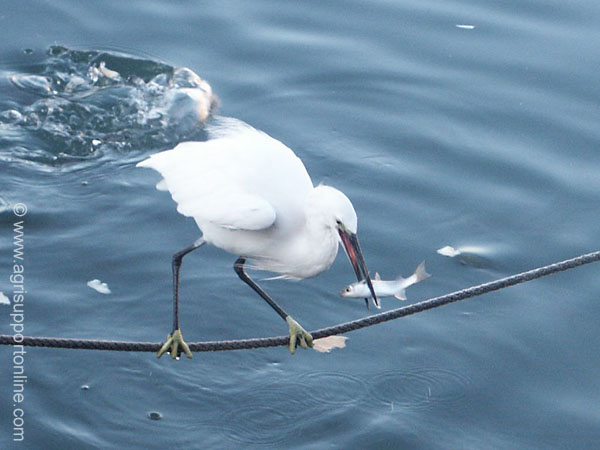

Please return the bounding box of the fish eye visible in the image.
[345,286,352,292]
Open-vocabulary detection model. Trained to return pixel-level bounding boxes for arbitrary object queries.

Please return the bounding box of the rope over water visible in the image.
[1,250,599,353]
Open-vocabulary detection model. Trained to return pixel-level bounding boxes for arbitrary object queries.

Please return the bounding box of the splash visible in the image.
[0,46,218,167]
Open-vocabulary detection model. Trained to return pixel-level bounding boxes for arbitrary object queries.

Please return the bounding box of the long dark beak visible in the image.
[338,228,380,309]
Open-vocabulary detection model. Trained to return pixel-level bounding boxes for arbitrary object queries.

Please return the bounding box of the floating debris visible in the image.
[148,411,163,421]
[437,245,494,268]
[313,336,348,353]
[87,279,111,294]
[456,24,475,30]
[0,292,10,305]
[437,245,461,257]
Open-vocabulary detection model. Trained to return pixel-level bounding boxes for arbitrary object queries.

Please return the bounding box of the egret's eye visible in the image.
[335,219,342,226]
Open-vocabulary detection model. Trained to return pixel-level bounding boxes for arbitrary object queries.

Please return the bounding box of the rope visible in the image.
[1,250,599,353]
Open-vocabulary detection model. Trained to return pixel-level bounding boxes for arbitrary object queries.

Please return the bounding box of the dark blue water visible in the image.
[1,1,600,448]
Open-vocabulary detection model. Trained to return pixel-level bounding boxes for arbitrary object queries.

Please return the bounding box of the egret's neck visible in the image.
[280,190,339,278]
[291,212,339,279]
[270,186,352,279]
[269,190,338,279]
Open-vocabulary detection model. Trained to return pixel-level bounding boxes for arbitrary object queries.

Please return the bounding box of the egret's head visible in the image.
[307,184,379,309]
[308,185,357,233]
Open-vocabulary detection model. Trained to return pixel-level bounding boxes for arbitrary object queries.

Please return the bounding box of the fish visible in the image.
[339,261,430,307]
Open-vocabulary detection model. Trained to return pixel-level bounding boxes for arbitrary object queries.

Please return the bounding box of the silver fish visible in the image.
[339,261,430,307]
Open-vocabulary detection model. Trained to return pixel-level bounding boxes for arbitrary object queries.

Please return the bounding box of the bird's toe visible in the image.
[286,316,313,354]
[157,329,193,360]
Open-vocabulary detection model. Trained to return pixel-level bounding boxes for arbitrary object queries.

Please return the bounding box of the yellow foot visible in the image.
[286,316,313,354]
[157,329,193,359]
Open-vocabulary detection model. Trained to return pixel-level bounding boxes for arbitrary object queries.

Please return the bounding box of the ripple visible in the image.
[220,386,314,445]
[222,405,297,445]
[368,368,471,410]
[299,371,370,407]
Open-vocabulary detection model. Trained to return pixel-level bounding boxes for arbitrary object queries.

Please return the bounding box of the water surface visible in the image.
[1,1,599,448]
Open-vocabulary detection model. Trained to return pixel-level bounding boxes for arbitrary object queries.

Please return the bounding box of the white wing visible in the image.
[137,118,312,231]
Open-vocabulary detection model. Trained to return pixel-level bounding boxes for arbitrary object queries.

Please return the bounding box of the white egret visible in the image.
[137,117,378,359]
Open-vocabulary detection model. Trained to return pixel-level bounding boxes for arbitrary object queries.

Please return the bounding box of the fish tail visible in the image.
[414,261,431,282]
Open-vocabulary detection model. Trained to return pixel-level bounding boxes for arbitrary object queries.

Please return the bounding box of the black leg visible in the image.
[157,238,205,359]
[172,238,206,332]
[234,257,313,353]
[233,257,289,321]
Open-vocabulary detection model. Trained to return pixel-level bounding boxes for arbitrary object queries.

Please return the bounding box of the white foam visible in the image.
[87,279,111,294]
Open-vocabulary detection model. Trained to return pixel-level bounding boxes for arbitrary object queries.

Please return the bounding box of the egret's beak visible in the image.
[338,227,380,309]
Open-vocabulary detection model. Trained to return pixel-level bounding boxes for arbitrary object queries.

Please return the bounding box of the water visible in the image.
[1,1,599,448]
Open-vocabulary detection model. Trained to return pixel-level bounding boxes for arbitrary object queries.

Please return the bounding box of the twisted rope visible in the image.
[1,250,598,353]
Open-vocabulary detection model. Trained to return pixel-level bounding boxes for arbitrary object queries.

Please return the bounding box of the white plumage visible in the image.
[138,117,378,358]
[138,118,357,279]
